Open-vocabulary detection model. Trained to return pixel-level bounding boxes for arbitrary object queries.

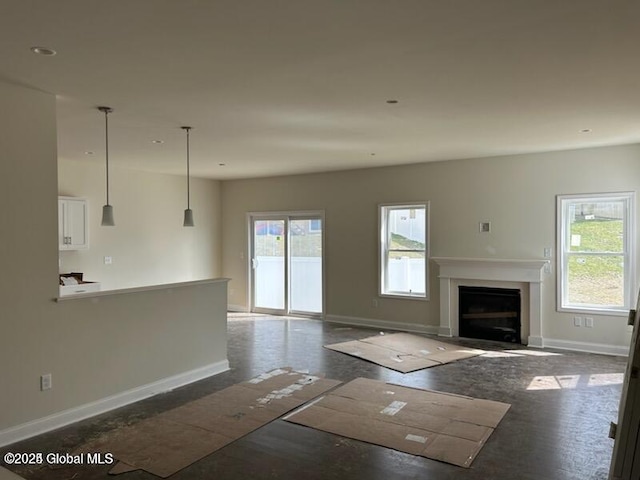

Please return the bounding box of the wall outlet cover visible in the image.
[40,374,52,391]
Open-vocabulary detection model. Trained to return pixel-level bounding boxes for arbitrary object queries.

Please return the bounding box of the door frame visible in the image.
[247,210,325,319]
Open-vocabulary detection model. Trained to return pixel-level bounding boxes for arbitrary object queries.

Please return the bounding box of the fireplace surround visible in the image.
[432,257,547,347]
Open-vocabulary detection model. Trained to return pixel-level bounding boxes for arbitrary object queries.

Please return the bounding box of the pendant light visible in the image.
[182,126,195,227]
[98,106,115,226]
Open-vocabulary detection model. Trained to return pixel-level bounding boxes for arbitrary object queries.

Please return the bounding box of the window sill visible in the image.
[558,306,629,317]
[380,293,429,302]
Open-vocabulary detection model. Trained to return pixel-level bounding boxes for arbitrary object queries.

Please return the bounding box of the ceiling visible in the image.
[1,1,639,180]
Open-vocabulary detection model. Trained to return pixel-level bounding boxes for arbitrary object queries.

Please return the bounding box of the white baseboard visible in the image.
[527,336,544,348]
[227,304,248,312]
[0,359,230,448]
[438,327,453,337]
[325,314,439,335]
[543,338,629,357]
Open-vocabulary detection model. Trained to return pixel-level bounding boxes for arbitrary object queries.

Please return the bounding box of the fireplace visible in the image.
[459,286,521,343]
[432,257,547,347]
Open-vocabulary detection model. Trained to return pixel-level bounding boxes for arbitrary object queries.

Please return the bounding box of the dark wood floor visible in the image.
[2,315,626,479]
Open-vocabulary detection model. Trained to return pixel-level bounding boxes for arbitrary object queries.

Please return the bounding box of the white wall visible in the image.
[221,145,640,351]
[58,159,221,290]
[0,80,227,441]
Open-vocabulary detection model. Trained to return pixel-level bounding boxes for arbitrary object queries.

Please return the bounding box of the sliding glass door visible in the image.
[251,213,323,317]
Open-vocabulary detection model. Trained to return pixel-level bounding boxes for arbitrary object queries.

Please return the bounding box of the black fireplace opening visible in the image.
[459,286,521,343]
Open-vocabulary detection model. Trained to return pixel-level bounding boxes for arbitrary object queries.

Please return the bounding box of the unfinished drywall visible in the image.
[0,80,228,442]
[221,145,640,352]
[58,159,222,290]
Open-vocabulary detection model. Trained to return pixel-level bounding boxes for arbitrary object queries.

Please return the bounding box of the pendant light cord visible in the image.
[104,109,110,205]
[98,106,113,206]
[186,127,190,209]
[182,126,192,210]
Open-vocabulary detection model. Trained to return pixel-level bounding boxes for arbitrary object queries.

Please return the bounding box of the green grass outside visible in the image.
[567,219,624,306]
[389,233,425,258]
[569,219,623,252]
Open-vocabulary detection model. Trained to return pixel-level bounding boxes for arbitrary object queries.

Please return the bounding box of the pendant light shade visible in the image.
[98,106,115,226]
[182,126,195,227]
[101,204,115,226]
[183,208,194,227]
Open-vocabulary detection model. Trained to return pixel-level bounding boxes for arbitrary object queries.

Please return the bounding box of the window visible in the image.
[557,192,635,314]
[379,203,429,299]
[308,219,321,233]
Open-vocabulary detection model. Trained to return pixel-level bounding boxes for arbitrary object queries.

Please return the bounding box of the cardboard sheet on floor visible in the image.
[325,332,484,373]
[76,368,341,478]
[284,377,510,468]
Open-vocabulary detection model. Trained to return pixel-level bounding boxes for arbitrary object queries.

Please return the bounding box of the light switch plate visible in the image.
[41,374,52,391]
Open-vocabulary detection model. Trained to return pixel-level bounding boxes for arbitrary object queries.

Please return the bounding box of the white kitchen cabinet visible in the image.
[58,196,88,250]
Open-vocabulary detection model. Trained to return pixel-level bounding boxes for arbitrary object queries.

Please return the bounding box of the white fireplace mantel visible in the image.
[432,257,548,347]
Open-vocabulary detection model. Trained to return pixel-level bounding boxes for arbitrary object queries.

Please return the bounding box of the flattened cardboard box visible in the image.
[325,332,484,373]
[285,377,510,468]
[76,368,341,478]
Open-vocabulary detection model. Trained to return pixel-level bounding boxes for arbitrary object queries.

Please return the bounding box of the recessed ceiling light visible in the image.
[580,129,592,133]
[84,151,94,155]
[30,46,57,56]
[386,100,398,104]
[151,140,164,144]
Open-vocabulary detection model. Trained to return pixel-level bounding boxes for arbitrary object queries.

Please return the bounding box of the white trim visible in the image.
[325,314,439,335]
[543,338,630,357]
[228,304,249,312]
[556,191,636,314]
[379,202,430,301]
[432,257,546,344]
[527,336,544,348]
[432,257,547,282]
[247,210,326,317]
[56,277,230,302]
[0,360,229,448]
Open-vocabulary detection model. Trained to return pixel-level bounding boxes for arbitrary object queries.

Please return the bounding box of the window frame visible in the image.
[379,202,430,300]
[556,191,635,316]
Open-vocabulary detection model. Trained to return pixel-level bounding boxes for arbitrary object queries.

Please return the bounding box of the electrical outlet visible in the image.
[544,247,552,258]
[574,316,583,327]
[40,373,52,391]
[104,256,113,265]
[372,298,379,308]
[585,317,594,328]
[543,261,552,274]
